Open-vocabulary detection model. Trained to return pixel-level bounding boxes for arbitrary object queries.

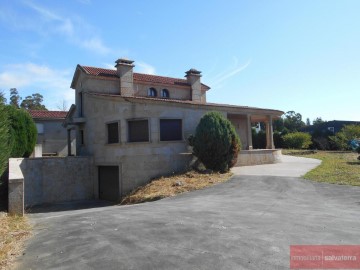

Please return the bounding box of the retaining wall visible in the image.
[9,156,94,210]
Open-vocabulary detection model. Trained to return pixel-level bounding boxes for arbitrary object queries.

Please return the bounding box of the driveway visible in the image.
[15,156,360,270]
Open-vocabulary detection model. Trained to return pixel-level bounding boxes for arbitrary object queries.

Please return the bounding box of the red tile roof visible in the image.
[29,110,68,119]
[80,65,210,90]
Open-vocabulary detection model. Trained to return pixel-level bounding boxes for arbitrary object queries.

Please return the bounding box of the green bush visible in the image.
[282,132,312,149]
[192,112,241,172]
[329,125,360,151]
[252,129,266,149]
[6,106,37,158]
[0,104,10,176]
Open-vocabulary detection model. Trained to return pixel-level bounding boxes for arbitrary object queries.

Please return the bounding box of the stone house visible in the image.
[64,59,283,202]
[29,110,75,157]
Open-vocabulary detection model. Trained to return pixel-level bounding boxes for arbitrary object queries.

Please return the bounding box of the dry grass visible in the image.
[121,171,233,205]
[0,213,31,270]
[283,150,360,186]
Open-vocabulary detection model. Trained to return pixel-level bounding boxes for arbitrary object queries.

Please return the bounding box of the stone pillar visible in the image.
[67,129,72,156]
[185,69,203,102]
[247,114,253,150]
[265,116,275,149]
[115,58,135,96]
[8,158,24,216]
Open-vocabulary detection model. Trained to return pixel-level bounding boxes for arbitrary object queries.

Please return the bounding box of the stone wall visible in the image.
[235,149,282,166]
[9,156,94,208]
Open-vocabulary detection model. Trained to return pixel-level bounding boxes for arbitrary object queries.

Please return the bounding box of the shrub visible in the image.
[273,131,284,148]
[6,106,37,158]
[282,132,312,149]
[329,125,360,150]
[0,104,10,176]
[252,129,266,149]
[192,112,241,172]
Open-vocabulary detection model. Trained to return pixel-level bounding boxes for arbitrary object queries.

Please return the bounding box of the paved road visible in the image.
[15,156,360,270]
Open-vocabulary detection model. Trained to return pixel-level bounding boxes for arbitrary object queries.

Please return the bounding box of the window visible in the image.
[128,119,149,142]
[328,127,335,134]
[80,130,85,145]
[161,89,170,98]
[160,119,182,141]
[107,122,119,144]
[36,123,44,134]
[79,92,83,117]
[148,88,157,97]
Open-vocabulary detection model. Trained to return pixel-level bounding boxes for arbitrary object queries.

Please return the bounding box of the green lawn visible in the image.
[283,150,360,186]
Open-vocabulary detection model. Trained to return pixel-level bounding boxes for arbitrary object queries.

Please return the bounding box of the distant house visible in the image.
[301,120,360,135]
[29,110,76,156]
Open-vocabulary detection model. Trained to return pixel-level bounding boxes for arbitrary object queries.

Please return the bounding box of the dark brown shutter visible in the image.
[128,120,149,142]
[160,119,182,141]
[107,122,119,144]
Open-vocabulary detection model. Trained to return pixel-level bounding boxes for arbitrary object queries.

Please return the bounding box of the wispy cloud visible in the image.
[0,63,74,109]
[205,57,251,88]
[15,1,111,55]
[136,62,156,75]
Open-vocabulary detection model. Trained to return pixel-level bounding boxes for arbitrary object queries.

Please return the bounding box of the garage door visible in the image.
[98,166,120,202]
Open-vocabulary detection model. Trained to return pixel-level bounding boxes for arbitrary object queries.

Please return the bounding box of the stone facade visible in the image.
[65,59,284,201]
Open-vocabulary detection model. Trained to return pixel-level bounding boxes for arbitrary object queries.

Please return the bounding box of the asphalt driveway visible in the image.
[15,156,360,270]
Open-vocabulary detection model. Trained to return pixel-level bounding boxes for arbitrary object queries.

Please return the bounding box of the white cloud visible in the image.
[76,0,91,4]
[82,37,110,55]
[24,1,62,21]
[136,62,156,75]
[0,63,74,109]
[20,1,111,55]
[204,57,251,88]
[103,63,116,70]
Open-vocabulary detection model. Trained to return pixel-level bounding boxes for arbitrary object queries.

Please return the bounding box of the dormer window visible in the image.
[161,89,170,98]
[148,88,157,97]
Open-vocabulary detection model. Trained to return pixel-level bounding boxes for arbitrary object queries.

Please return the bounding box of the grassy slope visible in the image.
[284,150,360,186]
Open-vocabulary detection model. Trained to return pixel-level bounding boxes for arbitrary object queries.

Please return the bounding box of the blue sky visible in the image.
[0,0,359,122]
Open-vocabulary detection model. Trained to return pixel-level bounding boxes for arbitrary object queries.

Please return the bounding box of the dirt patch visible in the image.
[121,171,233,205]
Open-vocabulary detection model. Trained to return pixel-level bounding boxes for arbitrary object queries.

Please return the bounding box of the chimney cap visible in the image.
[115,58,134,67]
[185,68,202,77]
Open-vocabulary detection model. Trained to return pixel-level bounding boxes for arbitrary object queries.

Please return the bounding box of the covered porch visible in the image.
[228,113,282,166]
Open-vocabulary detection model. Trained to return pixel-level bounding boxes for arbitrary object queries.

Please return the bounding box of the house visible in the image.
[301,120,360,135]
[64,58,283,202]
[29,110,75,156]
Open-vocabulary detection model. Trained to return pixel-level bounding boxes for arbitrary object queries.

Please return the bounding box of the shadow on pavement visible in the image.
[26,200,115,214]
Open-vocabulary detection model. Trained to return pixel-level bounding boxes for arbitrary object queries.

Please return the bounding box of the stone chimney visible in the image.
[185,68,203,102]
[115,58,135,96]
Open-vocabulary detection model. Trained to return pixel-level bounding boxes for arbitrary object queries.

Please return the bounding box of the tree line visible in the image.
[1,88,47,111]
[253,111,360,151]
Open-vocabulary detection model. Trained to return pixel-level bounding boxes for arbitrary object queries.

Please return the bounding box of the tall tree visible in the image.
[313,117,325,126]
[20,93,47,110]
[283,111,305,132]
[306,118,311,126]
[0,91,6,105]
[9,88,21,108]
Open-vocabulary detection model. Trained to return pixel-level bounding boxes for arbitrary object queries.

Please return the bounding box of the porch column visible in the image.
[246,114,253,150]
[67,128,72,156]
[265,115,275,149]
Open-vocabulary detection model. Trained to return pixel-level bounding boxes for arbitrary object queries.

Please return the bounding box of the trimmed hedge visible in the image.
[6,106,37,158]
[0,104,10,176]
[282,132,312,149]
[192,112,241,172]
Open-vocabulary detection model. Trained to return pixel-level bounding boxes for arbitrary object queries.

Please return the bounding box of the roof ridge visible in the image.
[79,65,210,89]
